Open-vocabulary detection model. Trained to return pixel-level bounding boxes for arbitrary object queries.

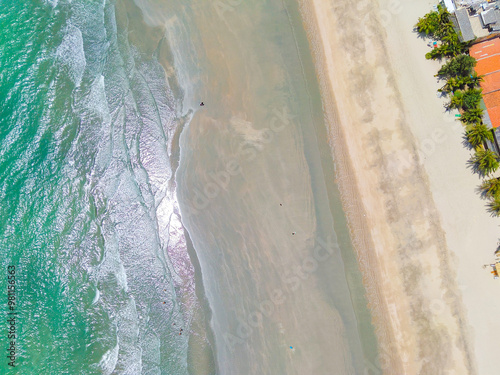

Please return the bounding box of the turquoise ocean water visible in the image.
[0,1,214,373]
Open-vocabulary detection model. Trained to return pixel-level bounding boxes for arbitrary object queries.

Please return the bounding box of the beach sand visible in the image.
[300,0,500,373]
[171,1,373,373]
[134,0,383,373]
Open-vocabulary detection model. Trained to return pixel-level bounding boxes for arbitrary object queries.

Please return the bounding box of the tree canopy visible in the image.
[460,107,484,124]
[440,73,483,94]
[437,54,477,79]
[471,149,500,176]
[487,197,500,216]
[415,6,454,40]
[481,178,500,199]
[466,123,493,149]
[462,88,482,111]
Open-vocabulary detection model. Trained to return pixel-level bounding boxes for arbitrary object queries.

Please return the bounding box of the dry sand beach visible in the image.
[300,0,500,373]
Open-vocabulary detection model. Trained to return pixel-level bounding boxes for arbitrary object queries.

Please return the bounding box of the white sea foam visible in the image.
[98,342,119,375]
[56,24,86,87]
[87,75,111,125]
[91,288,100,305]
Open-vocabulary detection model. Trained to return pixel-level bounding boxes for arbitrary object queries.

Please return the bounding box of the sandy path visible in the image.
[298,0,500,373]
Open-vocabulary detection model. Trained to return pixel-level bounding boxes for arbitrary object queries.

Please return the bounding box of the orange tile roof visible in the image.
[486,105,500,128]
[483,91,500,107]
[481,71,500,94]
[475,55,500,76]
[471,38,500,128]
[483,91,500,128]
[470,38,500,60]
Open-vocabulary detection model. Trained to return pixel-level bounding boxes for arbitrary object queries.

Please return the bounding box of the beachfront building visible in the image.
[480,7,500,32]
[452,7,476,41]
[444,0,500,41]
[470,37,500,150]
[444,0,457,12]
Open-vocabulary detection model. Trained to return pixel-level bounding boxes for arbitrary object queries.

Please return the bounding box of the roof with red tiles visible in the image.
[481,71,500,94]
[483,92,500,128]
[470,38,500,127]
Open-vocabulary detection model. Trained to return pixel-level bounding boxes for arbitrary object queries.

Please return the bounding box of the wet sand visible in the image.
[172,1,377,372]
[134,0,382,373]
[301,0,500,373]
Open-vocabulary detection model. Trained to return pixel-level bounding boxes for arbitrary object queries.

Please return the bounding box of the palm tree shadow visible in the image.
[466,158,488,178]
[475,183,489,199]
[436,90,448,99]
[461,133,474,151]
[413,28,428,40]
[486,202,499,217]
[495,243,500,256]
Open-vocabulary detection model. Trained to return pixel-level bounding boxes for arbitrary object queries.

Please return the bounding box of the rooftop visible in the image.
[470,13,491,38]
[455,0,485,6]
[475,54,500,75]
[470,37,500,127]
[480,71,500,92]
[470,38,500,56]
[452,8,476,41]
[480,8,500,27]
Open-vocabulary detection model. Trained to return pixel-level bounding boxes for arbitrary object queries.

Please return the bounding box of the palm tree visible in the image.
[427,45,446,61]
[471,149,500,176]
[440,34,464,57]
[462,88,483,110]
[416,16,436,35]
[438,54,477,78]
[436,7,453,36]
[416,11,440,35]
[440,77,457,93]
[460,107,484,124]
[465,72,484,89]
[448,91,464,109]
[481,178,500,198]
[426,47,445,60]
[466,123,494,149]
[487,196,500,216]
[442,76,471,93]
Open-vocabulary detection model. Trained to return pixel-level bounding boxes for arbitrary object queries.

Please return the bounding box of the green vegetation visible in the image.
[466,123,494,149]
[487,197,500,216]
[481,178,500,198]
[416,6,500,222]
[417,6,470,60]
[447,88,482,110]
[439,73,483,94]
[460,107,484,124]
[463,88,482,110]
[471,149,499,176]
[437,54,477,78]
[416,10,443,36]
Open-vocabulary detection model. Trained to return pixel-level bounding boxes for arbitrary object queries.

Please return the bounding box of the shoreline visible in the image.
[298,0,481,372]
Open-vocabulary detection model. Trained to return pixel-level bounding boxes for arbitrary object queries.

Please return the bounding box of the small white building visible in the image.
[443,0,456,13]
